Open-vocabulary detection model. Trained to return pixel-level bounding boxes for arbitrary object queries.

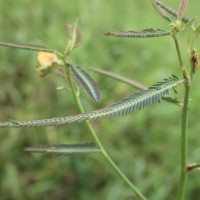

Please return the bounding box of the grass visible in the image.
[0,0,200,199]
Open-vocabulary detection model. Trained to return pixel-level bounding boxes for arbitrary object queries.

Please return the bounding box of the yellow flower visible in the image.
[37,52,58,66]
[35,52,61,77]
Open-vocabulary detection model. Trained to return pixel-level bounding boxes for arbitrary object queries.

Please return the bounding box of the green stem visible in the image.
[173,33,190,200]
[172,34,187,79]
[176,86,190,200]
[65,64,147,200]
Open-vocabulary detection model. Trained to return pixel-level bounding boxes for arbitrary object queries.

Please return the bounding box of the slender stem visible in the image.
[173,33,191,200]
[176,86,190,200]
[90,67,147,90]
[172,34,188,80]
[173,36,184,67]
[65,63,147,200]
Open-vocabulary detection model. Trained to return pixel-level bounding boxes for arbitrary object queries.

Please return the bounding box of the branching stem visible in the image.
[176,86,190,200]
[64,61,147,200]
[173,32,191,200]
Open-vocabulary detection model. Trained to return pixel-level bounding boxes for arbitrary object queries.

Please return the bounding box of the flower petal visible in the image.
[37,52,57,66]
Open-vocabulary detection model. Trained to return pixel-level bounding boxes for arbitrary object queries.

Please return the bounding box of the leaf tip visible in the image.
[104,32,111,36]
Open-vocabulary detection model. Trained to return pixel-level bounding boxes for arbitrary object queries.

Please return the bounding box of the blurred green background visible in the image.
[0,0,200,199]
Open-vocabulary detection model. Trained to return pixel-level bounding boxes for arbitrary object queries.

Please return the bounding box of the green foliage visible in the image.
[0,75,185,128]
[71,65,100,101]
[152,0,190,23]
[24,143,100,157]
[0,41,53,52]
[0,1,200,200]
[105,28,171,38]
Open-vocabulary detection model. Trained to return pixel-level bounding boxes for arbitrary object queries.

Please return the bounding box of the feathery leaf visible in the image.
[0,41,53,52]
[71,65,100,101]
[90,67,183,106]
[104,28,171,38]
[152,0,190,23]
[152,0,173,22]
[0,75,186,128]
[24,143,100,157]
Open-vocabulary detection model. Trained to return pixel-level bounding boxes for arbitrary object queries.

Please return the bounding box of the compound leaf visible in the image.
[152,0,190,23]
[0,41,53,52]
[90,67,183,106]
[105,28,170,38]
[0,75,186,128]
[24,142,100,157]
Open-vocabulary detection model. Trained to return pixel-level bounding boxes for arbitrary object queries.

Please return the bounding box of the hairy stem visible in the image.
[173,33,190,200]
[65,63,147,200]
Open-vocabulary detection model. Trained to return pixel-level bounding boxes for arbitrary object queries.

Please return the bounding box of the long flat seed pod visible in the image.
[71,65,100,101]
[24,143,100,157]
[104,29,171,38]
[0,41,53,52]
[0,75,186,128]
